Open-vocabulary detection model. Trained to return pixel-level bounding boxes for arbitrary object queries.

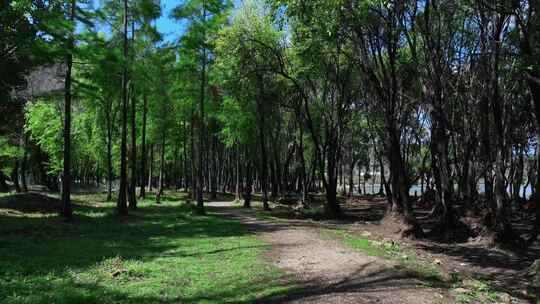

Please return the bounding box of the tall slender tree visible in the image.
[61,0,76,220]
[117,0,129,215]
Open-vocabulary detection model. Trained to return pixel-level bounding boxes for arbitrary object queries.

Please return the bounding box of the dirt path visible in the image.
[207,202,451,304]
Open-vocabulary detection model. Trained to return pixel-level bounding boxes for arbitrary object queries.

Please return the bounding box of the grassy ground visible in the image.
[0,191,290,304]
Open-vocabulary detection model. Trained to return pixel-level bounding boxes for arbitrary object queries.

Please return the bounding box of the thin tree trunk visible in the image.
[148,144,153,191]
[257,79,270,211]
[156,137,165,204]
[61,0,75,220]
[128,49,137,209]
[139,94,148,199]
[21,133,28,192]
[235,143,240,201]
[196,2,207,215]
[12,161,21,193]
[106,111,113,201]
[117,0,129,216]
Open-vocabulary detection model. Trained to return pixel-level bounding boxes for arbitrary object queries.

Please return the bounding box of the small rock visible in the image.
[361,231,372,237]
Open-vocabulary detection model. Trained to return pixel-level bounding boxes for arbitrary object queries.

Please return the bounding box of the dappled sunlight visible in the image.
[0,192,292,304]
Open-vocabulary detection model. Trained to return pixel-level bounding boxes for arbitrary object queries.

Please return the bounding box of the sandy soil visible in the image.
[207,201,452,304]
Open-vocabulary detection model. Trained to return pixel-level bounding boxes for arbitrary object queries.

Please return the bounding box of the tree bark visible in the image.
[117,0,129,216]
[139,94,148,199]
[156,138,165,204]
[61,0,75,220]
[128,64,137,209]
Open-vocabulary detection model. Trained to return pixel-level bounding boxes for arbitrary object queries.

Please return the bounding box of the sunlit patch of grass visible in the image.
[0,191,292,304]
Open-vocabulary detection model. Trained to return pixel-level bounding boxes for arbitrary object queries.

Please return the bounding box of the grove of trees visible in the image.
[1,0,540,246]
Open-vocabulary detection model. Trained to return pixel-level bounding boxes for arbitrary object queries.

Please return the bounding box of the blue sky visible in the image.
[155,0,243,43]
[155,0,183,43]
[82,0,242,44]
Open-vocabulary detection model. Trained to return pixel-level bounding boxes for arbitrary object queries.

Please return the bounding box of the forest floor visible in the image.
[0,190,538,303]
[0,191,293,304]
[208,201,452,303]
[214,197,539,304]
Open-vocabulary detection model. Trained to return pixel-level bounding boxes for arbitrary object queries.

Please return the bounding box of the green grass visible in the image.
[0,191,291,304]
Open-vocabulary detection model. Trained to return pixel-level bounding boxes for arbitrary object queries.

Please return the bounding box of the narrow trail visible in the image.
[206,202,451,304]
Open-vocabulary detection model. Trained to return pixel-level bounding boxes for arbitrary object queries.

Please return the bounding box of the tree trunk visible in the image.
[106,111,113,201]
[156,137,165,204]
[299,119,307,205]
[235,143,240,201]
[386,123,421,236]
[430,113,456,232]
[196,10,207,215]
[324,135,341,217]
[117,0,129,216]
[256,79,271,211]
[21,133,28,192]
[61,0,75,220]
[525,74,540,246]
[12,161,21,193]
[139,94,148,199]
[243,154,252,208]
[148,144,153,191]
[128,64,137,209]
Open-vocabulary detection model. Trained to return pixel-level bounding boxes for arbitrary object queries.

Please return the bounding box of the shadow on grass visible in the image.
[0,191,292,304]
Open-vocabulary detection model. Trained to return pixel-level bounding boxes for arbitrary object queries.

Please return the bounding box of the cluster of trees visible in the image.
[1,0,539,245]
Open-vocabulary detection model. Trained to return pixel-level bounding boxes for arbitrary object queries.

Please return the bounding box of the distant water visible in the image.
[356,183,533,199]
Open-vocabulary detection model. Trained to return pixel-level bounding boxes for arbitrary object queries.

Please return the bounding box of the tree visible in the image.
[61,0,76,220]
[173,0,231,215]
[117,0,129,216]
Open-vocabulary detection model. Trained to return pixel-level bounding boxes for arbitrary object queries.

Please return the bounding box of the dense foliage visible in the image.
[1,0,540,245]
